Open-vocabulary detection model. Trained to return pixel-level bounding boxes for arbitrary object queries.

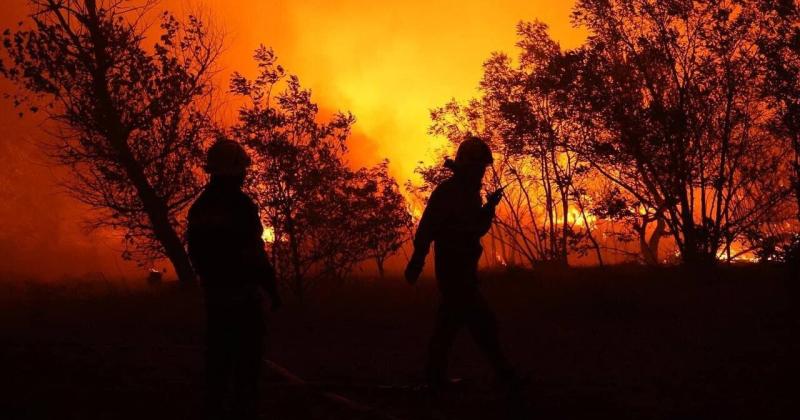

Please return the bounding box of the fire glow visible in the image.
[185,0,587,182]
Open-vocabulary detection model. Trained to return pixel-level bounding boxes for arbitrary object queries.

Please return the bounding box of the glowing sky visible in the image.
[0,0,587,277]
[178,0,587,178]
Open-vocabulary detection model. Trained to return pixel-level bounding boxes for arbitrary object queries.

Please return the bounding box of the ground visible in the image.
[0,265,797,419]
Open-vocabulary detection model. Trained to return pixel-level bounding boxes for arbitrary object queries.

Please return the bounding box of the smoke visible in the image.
[0,106,141,280]
[193,0,586,179]
[0,0,585,278]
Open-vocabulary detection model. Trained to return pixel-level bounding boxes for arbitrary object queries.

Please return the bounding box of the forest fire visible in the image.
[1,0,798,278]
[0,0,587,278]
[2,0,793,277]
[1,2,798,420]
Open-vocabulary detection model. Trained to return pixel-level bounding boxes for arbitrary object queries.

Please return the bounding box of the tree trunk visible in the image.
[145,199,196,285]
[679,192,709,267]
[637,220,656,266]
[580,209,603,266]
[560,195,570,267]
[794,134,800,225]
[291,241,303,297]
[84,0,195,285]
[286,221,303,299]
[375,257,385,278]
[114,136,196,284]
[647,217,665,265]
[637,215,664,266]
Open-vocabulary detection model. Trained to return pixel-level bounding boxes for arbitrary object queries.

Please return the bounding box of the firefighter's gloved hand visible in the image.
[487,188,504,207]
[405,258,424,285]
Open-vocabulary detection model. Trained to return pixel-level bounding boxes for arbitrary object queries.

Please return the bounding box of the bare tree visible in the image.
[1,0,221,283]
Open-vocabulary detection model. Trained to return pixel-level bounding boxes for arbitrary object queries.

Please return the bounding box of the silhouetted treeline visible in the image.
[229,46,411,295]
[1,0,221,283]
[2,0,799,279]
[413,0,800,267]
[0,1,411,288]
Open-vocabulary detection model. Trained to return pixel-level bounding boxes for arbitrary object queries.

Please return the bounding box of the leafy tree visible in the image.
[758,0,800,225]
[230,46,411,294]
[230,46,351,296]
[1,0,220,283]
[424,21,603,268]
[572,0,791,265]
[352,161,413,277]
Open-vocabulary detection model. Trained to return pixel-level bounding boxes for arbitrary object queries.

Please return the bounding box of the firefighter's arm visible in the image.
[478,188,503,236]
[406,187,446,284]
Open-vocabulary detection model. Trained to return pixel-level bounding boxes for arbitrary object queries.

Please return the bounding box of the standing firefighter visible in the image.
[187,138,281,420]
[406,136,522,397]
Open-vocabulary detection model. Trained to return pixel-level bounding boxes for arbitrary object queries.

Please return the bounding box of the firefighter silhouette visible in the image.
[406,136,522,395]
[187,138,281,420]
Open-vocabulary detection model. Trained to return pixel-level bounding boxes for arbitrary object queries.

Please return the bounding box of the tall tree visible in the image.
[230,46,411,294]
[230,46,352,296]
[425,21,603,267]
[352,161,413,278]
[758,0,800,225]
[1,0,220,283]
[572,0,789,265]
[303,161,412,280]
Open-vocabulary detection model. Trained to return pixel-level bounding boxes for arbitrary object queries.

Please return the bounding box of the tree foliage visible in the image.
[754,0,800,259]
[423,22,603,268]
[417,1,800,266]
[1,0,221,282]
[230,47,411,295]
[572,0,792,264]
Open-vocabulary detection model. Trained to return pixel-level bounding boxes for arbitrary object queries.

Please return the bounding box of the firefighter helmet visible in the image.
[205,138,251,176]
[454,136,493,167]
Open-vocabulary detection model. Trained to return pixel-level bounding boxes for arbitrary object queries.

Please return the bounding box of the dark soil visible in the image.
[1,265,797,419]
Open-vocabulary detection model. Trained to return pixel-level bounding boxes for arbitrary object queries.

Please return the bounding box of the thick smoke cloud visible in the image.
[0,0,583,278]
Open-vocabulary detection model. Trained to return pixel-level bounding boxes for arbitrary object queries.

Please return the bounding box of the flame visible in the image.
[0,1,591,276]
[495,252,508,267]
[716,246,758,263]
[409,204,423,222]
[564,207,597,228]
[262,225,276,243]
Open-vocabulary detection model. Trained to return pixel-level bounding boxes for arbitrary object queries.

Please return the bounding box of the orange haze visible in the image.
[0,0,586,279]
[194,0,587,177]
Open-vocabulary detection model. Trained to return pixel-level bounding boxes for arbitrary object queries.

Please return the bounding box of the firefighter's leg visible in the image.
[426,300,463,388]
[464,289,518,385]
[231,303,264,420]
[465,291,529,417]
[205,306,234,419]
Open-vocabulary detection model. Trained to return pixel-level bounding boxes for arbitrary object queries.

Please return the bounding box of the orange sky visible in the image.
[181,0,587,178]
[0,0,587,278]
